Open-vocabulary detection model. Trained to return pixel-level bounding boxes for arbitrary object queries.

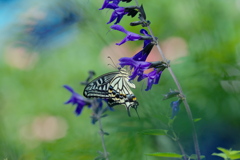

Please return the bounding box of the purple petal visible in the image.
[115,7,125,14]
[63,85,74,93]
[137,73,147,82]
[104,3,119,9]
[116,38,127,45]
[154,71,162,84]
[140,29,152,48]
[146,79,154,91]
[111,25,143,45]
[99,0,111,10]
[119,57,151,80]
[64,85,88,115]
[119,57,151,69]
[137,69,162,91]
[75,104,84,115]
[107,12,118,24]
[99,0,120,10]
[107,7,126,24]
[132,50,148,61]
[111,24,127,33]
[113,0,121,4]
[140,29,149,35]
[127,32,142,41]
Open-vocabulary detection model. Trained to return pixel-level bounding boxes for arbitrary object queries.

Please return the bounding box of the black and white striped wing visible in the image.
[83,71,118,98]
[83,68,139,116]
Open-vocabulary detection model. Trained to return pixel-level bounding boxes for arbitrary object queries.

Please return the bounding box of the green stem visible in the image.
[150,27,201,160]
[133,0,201,159]
[169,126,187,160]
[98,117,109,160]
[149,27,201,160]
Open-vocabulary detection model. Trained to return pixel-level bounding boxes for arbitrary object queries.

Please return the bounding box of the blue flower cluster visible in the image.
[100,0,167,91]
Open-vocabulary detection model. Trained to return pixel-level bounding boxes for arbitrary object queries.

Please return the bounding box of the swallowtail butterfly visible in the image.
[83,68,139,116]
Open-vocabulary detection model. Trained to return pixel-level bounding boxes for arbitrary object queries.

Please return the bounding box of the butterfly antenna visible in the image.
[107,63,116,69]
[107,56,118,69]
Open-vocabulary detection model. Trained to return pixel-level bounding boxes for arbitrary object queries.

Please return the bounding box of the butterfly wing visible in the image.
[83,69,139,116]
[83,71,118,98]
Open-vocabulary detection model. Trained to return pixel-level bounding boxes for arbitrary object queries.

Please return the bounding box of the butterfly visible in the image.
[83,68,139,117]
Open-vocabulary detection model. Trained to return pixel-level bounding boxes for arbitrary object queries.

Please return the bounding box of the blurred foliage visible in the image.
[0,0,240,160]
[212,148,240,160]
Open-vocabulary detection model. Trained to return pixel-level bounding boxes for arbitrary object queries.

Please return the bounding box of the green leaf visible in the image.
[229,154,240,160]
[145,152,182,158]
[188,154,206,159]
[217,147,231,155]
[212,153,227,159]
[138,129,168,136]
[213,148,240,160]
[194,118,202,122]
[217,147,240,159]
[229,150,240,155]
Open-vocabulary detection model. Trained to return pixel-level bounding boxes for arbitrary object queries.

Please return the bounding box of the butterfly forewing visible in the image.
[83,71,118,98]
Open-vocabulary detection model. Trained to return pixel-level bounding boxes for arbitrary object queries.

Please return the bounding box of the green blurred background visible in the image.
[0,0,240,159]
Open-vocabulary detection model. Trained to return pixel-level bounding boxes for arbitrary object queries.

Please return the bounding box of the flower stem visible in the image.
[149,27,201,160]
[133,0,201,159]
[150,29,201,160]
[98,117,109,160]
[169,126,187,160]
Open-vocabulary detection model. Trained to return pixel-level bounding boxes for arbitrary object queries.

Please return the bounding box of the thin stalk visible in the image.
[98,117,109,160]
[176,140,188,160]
[170,126,187,160]
[148,25,201,160]
[133,0,201,159]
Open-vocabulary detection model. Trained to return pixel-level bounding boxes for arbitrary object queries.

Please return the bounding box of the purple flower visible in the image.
[132,32,153,62]
[107,6,128,24]
[170,99,182,119]
[138,69,163,91]
[128,29,152,61]
[64,85,91,115]
[132,50,149,61]
[111,25,151,45]
[119,57,151,80]
[99,0,120,10]
[100,3,127,24]
[99,0,132,10]
[140,29,152,48]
